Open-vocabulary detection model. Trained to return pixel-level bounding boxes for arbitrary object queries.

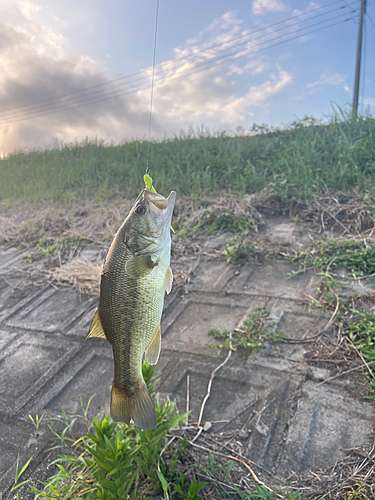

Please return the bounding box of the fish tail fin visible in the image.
[110,380,157,430]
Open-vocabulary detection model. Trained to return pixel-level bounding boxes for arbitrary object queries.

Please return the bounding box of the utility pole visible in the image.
[352,0,366,117]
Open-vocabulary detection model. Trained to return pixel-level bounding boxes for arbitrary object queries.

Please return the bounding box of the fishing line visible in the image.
[0,0,356,119]
[0,11,355,125]
[146,0,160,174]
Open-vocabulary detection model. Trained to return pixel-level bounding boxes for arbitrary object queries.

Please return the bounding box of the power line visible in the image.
[0,17,353,126]
[0,9,357,124]
[0,16,354,125]
[366,11,375,32]
[341,0,359,22]
[0,0,357,118]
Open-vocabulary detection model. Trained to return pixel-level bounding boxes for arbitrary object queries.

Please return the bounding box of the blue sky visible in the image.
[0,0,374,153]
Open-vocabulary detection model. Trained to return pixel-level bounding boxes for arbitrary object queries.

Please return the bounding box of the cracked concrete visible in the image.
[0,216,374,496]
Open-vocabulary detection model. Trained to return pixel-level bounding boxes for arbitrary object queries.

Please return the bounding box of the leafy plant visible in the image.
[205,210,255,236]
[29,413,45,435]
[177,209,256,239]
[29,361,193,499]
[34,235,89,257]
[292,238,375,277]
[340,311,375,395]
[224,237,258,265]
[207,307,282,353]
[9,455,33,499]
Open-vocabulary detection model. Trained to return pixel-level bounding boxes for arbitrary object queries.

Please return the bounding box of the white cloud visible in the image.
[306,73,347,89]
[0,6,292,153]
[292,2,320,17]
[362,97,375,108]
[253,0,287,16]
[18,0,41,20]
[228,60,268,76]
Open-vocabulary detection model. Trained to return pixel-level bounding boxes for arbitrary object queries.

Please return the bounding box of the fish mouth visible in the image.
[143,189,176,226]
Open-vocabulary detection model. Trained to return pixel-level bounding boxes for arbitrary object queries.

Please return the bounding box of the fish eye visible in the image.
[135,205,146,215]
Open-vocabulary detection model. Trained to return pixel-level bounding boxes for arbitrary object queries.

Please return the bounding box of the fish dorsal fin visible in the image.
[87,308,107,339]
[163,266,173,294]
[125,255,158,277]
[145,324,161,365]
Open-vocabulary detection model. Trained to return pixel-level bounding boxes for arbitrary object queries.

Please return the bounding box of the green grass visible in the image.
[224,237,259,265]
[30,362,192,500]
[177,210,256,239]
[207,307,282,353]
[1,108,375,204]
[24,361,302,500]
[291,238,375,277]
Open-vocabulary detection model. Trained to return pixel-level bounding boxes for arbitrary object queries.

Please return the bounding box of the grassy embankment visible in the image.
[1,109,375,205]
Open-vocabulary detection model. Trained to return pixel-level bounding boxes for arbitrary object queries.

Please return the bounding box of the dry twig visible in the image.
[197,331,232,428]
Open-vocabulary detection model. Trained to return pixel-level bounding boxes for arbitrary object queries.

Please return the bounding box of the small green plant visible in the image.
[29,361,194,499]
[205,209,255,236]
[34,235,89,257]
[9,455,33,499]
[284,237,375,398]
[177,209,256,239]
[291,239,375,277]
[224,237,258,265]
[340,311,375,396]
[346,479,374,500]
[173,476,207,500]
[220,482,302,499]
[207,307,282,353]
[29,413,45,435]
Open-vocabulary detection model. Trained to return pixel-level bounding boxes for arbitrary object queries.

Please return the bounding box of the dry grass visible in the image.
[52,259,102,296]
[292,194,375,236]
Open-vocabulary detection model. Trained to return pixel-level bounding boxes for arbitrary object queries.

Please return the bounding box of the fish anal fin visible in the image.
[163,266,173,294]
[126,255,158,277]
[110,380,157,430]
[87,308,107,339]
[145,324,161,365]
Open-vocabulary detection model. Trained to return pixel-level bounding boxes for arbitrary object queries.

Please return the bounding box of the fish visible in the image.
[87,188,176,430]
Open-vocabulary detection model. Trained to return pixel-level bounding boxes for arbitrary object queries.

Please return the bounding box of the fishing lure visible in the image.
[144,174,175,232]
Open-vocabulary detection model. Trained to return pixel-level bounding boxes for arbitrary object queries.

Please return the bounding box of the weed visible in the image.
[2,111,375,204]
[29,413,45,435]
[29,361,204,499]
[340,311,375,395]
[177,209,255,239]
[220,482,302,499]
[346,479,375,500]
[224,237,258,265]
[292,238,375,277]
[284,237,375,398]
[8,455,33,499]
[207,307,282,353]
[34,235,89,257]
[205,210,255,236]
[172,477,207,499]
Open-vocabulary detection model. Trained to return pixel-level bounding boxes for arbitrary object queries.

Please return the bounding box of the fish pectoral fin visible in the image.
[145,324,161,365]
[87,308,107,339]
[163,266,173,294]
[125,255,158,277]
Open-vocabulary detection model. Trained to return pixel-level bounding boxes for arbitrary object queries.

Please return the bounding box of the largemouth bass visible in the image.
[87,188,176,430]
